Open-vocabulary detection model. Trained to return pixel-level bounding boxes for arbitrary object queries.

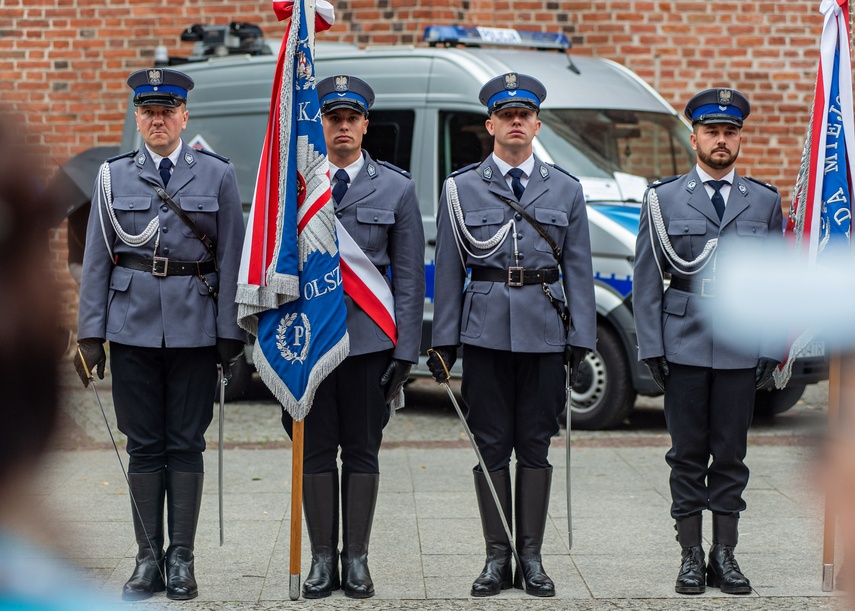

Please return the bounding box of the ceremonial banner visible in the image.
[236,0,346,420]
[774,0,854,387]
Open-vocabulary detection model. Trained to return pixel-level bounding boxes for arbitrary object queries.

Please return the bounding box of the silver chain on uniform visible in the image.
[646,186,717,281]
[96,161,159,258]
[446,175,518,270]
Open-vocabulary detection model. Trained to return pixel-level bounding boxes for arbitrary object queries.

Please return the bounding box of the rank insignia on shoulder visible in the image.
[198,148,230,163]
[106,150,137,164]
[482,166,493,180]
[648,174,680,188]
[745,176,778,192]
[377,159,411,178]
[547,163,579,182]
[448,162,479,178]
[367,163,377,177]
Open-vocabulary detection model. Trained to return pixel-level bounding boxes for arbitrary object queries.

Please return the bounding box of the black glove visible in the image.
[216,338,245,380]
[74,338,105,388]
[426,346,457,383]
[564,346,588,388]
[643,356,670,392]
[379,358,412,404]
[755,357,779,389]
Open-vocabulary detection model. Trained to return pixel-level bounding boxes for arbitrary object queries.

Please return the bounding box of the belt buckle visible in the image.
[508,267,524,287]
[152,256,169,277]
[701,278,714,297]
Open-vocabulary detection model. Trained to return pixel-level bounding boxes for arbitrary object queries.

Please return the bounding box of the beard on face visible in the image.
[697,143,740,170]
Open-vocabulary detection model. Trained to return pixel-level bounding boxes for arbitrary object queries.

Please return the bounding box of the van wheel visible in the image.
[217,354,251,403]
[753,384,806,418]
[569,323,636,430]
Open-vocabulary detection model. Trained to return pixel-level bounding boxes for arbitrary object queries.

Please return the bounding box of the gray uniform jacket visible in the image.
[633,167,784,369]
[78,143,245,347]
[432,155,596,353]
[335,151,425,363]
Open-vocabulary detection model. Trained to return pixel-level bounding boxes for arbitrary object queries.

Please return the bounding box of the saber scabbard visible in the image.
[426,349,521,568]
[218,363,226,546]
[566,360,573,550]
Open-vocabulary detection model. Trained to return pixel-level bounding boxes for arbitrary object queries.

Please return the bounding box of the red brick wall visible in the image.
[1,0,831,328]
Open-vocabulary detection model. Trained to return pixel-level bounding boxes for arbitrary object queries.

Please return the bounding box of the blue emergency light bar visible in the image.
[423,25,571,51]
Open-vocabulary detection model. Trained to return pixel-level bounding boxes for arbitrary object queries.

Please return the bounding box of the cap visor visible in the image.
[321,100,368,115]
[490,99,539,113]
[693,115,743,127]
[134,95,184,108]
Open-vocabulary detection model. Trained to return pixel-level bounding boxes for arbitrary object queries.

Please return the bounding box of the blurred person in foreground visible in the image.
[73,68,246,601]
[0,114,109,609]
[633,88,783,595]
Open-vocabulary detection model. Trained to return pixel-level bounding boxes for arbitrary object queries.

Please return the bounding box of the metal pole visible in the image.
[289,418,305,600]
[218,364,226,547]
[427,349,521,568]
[566,361,573,550]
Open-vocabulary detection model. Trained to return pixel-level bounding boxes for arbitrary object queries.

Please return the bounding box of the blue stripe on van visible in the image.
[591,204,641,235]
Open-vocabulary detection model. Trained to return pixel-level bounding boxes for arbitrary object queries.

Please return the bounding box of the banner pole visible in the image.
[822,354,841,591]
[289,418,305,600]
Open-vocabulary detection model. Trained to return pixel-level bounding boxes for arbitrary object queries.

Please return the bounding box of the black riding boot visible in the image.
[122,471,166,601]
[302,471,340,599]
[165,470,203,600]
[513,466,555,597]
[471,468,513,597]
[340,472,379,599]
[707,513,751,594]
[675,515,706,594]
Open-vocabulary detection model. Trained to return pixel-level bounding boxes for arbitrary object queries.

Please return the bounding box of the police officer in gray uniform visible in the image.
[428,73,596,598]
[633,88,783,596]
[73,68,246,601]
[283,75,424,600]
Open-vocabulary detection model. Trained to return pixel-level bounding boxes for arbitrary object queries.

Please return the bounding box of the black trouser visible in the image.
[110,342,217,474]
[461,345,565,472]
[663,362,755,519]
[283,350,391,475]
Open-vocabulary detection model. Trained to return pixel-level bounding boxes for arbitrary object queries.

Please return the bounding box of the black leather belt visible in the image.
[470,267,559,287]
[115,253,216,277]
[669,275,715,297]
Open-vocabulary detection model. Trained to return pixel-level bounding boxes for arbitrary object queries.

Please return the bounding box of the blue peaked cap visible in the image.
[479,73,546,115]
[128,68,194,108]
[317,75,375,116]
[684,88,750,127]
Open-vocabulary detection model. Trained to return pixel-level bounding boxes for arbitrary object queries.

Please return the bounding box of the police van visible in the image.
[106,22,827,427]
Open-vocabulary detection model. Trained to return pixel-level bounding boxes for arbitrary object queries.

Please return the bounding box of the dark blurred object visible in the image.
[0,110,62,484]
[45,146,119,227]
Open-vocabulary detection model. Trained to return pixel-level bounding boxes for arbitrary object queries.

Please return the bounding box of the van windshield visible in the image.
[536,109,695,184]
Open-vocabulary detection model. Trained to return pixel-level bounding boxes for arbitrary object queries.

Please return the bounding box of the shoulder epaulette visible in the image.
[106,150,137,163]
[198,148,230,163]
[377,159,411,178]
[547,162,579,182]
[449,162,480,178]
[648,174,681,188]
[745,176,778,193]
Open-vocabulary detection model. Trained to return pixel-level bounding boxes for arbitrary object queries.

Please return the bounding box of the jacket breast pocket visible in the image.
[661,291,688,356]
[106,267,133,335]
[735,220,768,237]
[460,281,493,340]
[178,195,219,239]
[356,205,395,251]
[667,218,708,259]
[464,208,506,244]
[111,196,153,235]
[533,207,568,253]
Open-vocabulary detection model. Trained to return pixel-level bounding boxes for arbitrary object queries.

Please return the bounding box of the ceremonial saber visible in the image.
[77,347,165,585]
[217,364,226,547]
[426,349,521,568]
[565,359,573,550]
[289,418,305,600]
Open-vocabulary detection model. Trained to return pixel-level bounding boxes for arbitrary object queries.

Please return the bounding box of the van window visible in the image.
[362,110,415,171]
[538,109,694,183]
[438,111,492,188]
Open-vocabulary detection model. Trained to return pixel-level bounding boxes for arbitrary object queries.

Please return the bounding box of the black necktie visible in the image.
[332,168,350,204]
[508,168,525,201]
[159,158,173,187]
[706,180,727,220]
